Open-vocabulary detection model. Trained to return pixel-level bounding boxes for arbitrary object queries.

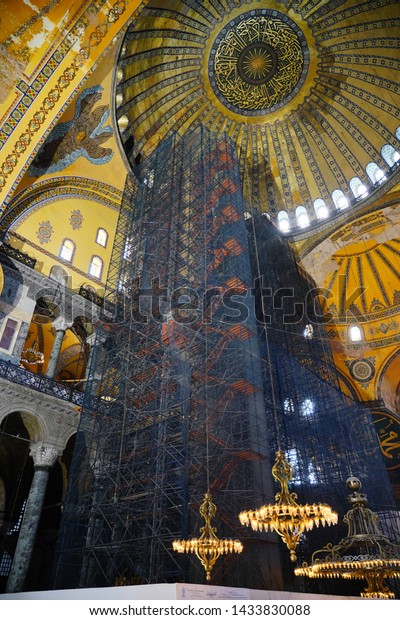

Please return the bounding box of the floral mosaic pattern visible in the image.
[69,209,83,230]
[36,220,54,244]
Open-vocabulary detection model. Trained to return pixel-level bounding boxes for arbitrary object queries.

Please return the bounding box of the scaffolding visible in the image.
[247,212,399,594]
[54,127,398,595]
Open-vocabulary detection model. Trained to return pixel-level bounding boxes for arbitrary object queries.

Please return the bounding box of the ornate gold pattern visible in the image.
[239,43,276,84]
[211,13,306,114]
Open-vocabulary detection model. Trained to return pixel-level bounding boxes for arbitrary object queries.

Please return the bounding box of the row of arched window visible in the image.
[58,228,108,279]
[59,239,104,279]
[277,133,400,233]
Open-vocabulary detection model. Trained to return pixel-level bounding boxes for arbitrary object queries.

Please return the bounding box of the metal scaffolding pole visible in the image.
[54,127,398,596]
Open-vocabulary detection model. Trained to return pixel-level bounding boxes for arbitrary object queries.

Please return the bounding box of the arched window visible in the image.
[381,144,400,167]
[89,256,103,280]
[314,198,329,220]
[303,324,314,339]
[117,115,129,132]
[144,169,155,188]
[350,177,369,199]
[59,239,75,263]
[301,398,315,417]
[283,398,295,414]
[349,325,363,342]
[332,189,349,210]
[366,162,386,185]
[285,448,301,485]
[96,228,108,247]
[286,448,317,486]
[277,210,290,233]
[296,206,309,228]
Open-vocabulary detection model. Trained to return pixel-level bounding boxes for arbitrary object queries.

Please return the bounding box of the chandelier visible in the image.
[173,492,243,582]
[295,476,400,598]
[239,450,338,562]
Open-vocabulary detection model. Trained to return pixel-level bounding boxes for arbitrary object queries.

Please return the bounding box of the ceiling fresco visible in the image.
[0,0,147,204]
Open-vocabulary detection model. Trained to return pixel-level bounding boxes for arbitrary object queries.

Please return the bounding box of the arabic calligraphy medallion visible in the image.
[209,10,309,116]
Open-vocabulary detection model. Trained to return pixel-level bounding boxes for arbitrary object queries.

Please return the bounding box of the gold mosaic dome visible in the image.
[115,0,400,229]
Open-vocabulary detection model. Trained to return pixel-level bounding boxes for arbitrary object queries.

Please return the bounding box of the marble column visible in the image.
[84,332,97,382]
[45,318,68,379]
[6,443,59,593]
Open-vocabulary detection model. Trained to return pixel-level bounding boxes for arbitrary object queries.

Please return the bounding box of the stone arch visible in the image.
[0,411,33,564]
[0,407,45,443]
[49,265,70,287]
[0,177,121,236]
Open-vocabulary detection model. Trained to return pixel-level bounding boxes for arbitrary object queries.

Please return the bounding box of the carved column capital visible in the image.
[29,442,59,469]
[52,316,69,332]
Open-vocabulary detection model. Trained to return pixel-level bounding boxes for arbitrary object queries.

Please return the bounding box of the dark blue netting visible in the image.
[248,212,399,596]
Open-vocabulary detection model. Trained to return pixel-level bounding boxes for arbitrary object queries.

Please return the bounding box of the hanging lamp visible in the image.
[237,224,339,562]
[173,492,243,582]
[239,450,338,562]
[294,476,400,598]
[172,201,243,583]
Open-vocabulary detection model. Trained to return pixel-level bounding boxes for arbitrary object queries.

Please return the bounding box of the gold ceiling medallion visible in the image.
[295,477,400,598]
[238,43,276,85]
[173,492,243,582]
[210,11,308,115]
[239,451,338,562]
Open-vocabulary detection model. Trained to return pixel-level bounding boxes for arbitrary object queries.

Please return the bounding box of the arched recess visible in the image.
[0,412,33,592]
[20,300,94,388]
[49,265,70,286]
[0,411,76,592]
[0,177,122,236]
[55,315,94,386]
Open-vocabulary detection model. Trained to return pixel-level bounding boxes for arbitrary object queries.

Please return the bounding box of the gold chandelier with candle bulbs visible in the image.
[295,476,400,599]
[173,492,243,582]
[239,450,338,562]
